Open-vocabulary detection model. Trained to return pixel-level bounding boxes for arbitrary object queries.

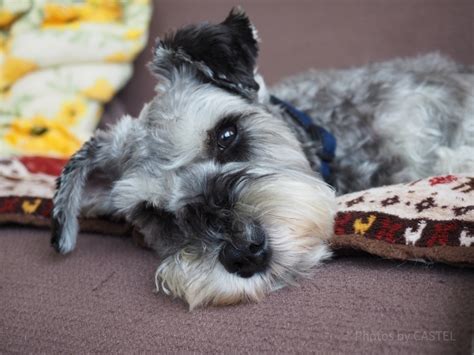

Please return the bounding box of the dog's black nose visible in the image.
[219,235,271,278]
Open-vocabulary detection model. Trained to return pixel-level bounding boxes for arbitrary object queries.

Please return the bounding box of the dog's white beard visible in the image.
[155,254,270,310]
[155,170,336,310]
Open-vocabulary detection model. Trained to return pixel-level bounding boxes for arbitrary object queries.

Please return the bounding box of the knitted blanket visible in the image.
[331,175,474,265]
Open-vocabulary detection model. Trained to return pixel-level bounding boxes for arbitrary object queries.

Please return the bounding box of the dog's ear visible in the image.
[150,7,260,99]
[51,117,138,254]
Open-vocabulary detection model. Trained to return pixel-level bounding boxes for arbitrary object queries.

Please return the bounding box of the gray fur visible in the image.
[272,53,474,194]
[51,9,473,309]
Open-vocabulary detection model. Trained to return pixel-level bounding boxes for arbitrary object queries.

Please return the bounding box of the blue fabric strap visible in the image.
[270,95,337,183]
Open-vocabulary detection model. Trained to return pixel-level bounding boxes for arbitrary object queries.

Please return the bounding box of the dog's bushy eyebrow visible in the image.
[214,113,246,131]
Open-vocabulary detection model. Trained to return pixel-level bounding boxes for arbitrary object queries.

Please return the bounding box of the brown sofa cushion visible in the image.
[1,226,472,353]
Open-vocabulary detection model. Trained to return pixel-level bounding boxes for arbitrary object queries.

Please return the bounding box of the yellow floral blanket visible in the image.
[0,0,151,157]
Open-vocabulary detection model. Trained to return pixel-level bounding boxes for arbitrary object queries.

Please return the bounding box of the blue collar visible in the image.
[270,95,337,184]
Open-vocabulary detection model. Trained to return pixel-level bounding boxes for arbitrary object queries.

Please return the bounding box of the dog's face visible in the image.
[52,8,336,309]
[127,8,336,308]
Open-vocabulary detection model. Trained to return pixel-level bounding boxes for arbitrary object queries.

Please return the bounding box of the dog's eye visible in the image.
[217,124,237,150]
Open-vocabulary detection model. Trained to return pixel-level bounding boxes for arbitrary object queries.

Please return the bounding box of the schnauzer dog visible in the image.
[51,8,474,309]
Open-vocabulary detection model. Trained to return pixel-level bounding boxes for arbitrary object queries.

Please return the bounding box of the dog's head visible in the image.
[52,8,335,309]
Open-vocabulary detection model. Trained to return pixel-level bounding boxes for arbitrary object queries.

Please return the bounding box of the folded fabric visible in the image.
[331,175,474,266]
[0,0,152,157]
[0,156,130,235]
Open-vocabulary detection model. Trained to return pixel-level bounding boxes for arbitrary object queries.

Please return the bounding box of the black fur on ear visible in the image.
[149,7,260,99]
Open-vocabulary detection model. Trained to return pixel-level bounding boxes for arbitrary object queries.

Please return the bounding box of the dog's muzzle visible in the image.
[218,228,271,278]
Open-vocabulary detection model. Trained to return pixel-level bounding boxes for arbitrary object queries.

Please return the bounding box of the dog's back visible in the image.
[272,53,474,193]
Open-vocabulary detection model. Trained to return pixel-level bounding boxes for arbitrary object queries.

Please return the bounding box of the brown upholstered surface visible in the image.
[1,227,473,353]
[2,1,474,353]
